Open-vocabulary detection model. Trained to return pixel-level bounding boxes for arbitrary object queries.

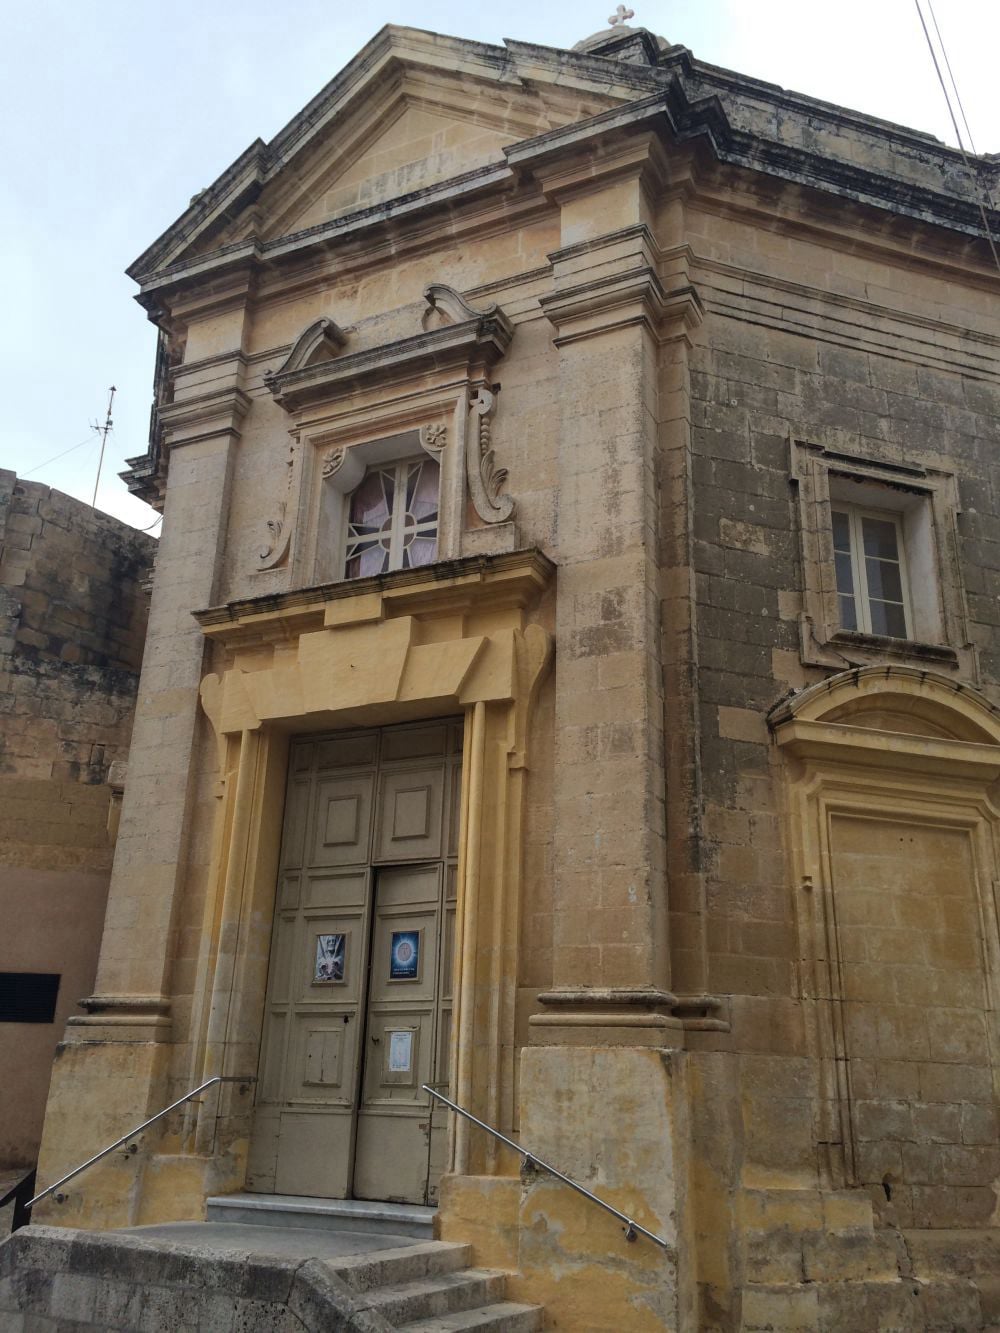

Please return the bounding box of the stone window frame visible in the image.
[791,440,975,678]
[256,285,519,587]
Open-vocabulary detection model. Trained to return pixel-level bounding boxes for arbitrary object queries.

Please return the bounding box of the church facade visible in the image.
[32,21,1000,1329]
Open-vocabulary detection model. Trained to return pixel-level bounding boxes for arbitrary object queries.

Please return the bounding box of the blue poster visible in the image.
[390,930,420,980]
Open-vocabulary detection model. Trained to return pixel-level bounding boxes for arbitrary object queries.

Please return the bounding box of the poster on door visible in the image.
[313,932,346,984]
[389,929,420,981]
[388,1029,413,1073]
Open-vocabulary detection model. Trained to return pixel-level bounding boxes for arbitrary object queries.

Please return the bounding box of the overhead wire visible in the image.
[913,0,1000,276]
[21,432,101,479]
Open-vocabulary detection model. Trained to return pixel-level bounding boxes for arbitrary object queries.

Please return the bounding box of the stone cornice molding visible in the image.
[194,548,554,650]
[264,306,513,413]
[540,266,703,346]
[157,386,251,449]
[68,992,172,1039]
[129,26,1000,298]
[529,987,684,1046]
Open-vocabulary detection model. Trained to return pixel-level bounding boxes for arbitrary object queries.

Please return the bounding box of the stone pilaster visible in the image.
[515,142,701,1332]
[34,335,250,1225]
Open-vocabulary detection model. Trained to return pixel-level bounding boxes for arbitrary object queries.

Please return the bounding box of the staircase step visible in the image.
[206,1192,435,1239]
[396,1302,543,1332]
[360,1269,506,1323]
[330,1242,476,1292]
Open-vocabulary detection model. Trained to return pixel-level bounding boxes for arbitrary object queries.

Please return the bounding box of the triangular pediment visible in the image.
[129,26,657,278]
[261,100,517,240]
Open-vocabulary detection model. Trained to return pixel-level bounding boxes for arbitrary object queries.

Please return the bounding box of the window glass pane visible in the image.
[865,556,903,603]
[861,515,900,561]
[349,469,390,528]
[344,456,439,581]
[834,551,855,597]
[346,544,389,580]
[408,458,440,522]
[869,599,907,638]
[831,510,852,552]
[839,594,858,631]
[408,536,437,568]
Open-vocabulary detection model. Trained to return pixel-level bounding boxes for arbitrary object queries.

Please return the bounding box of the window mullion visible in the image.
[388,460,407,568]
[849,509,871,634]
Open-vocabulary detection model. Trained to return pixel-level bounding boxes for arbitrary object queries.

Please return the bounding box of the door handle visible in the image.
[371,1035,380,1044]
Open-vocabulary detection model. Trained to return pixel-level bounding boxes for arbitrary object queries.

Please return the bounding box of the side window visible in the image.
[791,441,973,674]
[344,456,440,579]
[831,505,911,639]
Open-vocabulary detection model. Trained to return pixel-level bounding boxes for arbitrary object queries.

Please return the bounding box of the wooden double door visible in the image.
[247,719,462,1205]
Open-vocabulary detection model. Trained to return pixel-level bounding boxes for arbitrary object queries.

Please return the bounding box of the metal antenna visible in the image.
[90,385,116,511]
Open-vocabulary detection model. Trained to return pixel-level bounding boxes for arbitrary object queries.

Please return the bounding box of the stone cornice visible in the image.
[157,386,251,449]
[264,308,513,413]
[194,548,555,649]
[541,266,703,346]
[129,27,1000,296]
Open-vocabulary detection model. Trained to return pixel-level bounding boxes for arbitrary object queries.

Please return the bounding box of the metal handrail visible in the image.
[26,1075,255,1212]
[422,1085,669,1249]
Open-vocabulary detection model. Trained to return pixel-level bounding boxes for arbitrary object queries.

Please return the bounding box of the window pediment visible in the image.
[770,665,1000,779]
[264,317,348,386]
[264,287,513,415]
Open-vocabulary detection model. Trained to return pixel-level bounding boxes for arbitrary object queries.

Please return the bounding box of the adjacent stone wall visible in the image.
[0,471,155,1169]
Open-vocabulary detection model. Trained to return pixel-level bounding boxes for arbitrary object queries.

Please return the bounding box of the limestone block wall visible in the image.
[676,189,1000,1318]
[0,471,154,1168]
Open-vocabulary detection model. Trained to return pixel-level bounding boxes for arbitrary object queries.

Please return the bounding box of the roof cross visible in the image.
[608,4,635,25]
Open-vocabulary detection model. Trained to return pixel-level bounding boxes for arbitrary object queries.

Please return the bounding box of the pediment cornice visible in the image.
[264,303,513,413]
[129,23,1000,304]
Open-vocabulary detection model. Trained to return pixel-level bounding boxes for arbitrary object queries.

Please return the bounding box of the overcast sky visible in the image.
[3,1,997,533]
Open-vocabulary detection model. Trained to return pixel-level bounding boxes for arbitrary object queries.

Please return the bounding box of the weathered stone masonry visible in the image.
[0,470,154,1169]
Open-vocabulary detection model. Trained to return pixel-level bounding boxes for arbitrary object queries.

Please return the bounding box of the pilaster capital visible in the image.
[540,264,703,347]
[157,385,251,450]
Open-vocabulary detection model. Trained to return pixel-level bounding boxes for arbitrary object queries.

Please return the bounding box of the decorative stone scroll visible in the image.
[468,387,513,524]
[255,436,296,571]
[422,282,499,328]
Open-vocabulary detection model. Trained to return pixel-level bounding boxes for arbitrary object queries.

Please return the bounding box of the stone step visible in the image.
[330,1241,474,1292]
[360,1268,506,1323]
[206,1191,435,1239]
[396,1301,544,1332]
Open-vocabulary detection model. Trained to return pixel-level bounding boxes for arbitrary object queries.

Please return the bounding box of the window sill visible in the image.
[799,615,962,673]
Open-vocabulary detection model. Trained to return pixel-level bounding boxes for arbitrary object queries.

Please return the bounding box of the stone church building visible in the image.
[24,17,1000,1329]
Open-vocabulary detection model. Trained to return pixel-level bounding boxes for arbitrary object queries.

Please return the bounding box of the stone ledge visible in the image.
[0,1224,394,1332]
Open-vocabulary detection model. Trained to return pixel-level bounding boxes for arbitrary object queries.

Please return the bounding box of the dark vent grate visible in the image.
[0,972,61,1023]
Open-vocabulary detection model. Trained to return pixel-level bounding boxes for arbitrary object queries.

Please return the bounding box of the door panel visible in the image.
[248,721,461,1203]
[248,758,377,1195]
[353,864,444,1204]
[375,767,445,863]
[310,774,375,867]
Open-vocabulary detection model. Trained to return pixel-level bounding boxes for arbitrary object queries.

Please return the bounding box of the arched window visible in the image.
[343,456,440,579]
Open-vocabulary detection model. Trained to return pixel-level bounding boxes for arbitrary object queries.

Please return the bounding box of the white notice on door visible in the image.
[388,1029,413,1073]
